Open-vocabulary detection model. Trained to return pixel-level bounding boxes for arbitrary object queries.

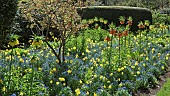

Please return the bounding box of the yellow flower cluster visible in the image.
[59,77,65,82]
[19,58,24,63]
[8,40,19,47]
[75,88,81,95]
[32,40,43,47]
[160,23,168,30]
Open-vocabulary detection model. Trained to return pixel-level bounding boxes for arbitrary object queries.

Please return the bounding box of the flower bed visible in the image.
[0,16,170,96]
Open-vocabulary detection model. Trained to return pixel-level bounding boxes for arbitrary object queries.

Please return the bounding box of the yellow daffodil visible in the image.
[119,83,123,87]
[86,91,89,95]
[19,58,24,63]
[67,70,72,74]
[2,86,6,92]
[56,59,59,63]
[166,56,169,60]
[63,83,66,86]
[19,92,24,96]
[131,66,135,69]
[94,74,97,78]
[94,93,97,96]
[86,49,90,53]
[135,61,138,66]
[50,80,53,84]
[73,46,76,50]
[161,66,165,70]
[59,77,65,82]
[76,54,79,58]
[38,67,42,71]
[137,71,140,75]
[110,73,113,76]
[52,68,57,72]
[79,80,82,84]
[75,88,81,95]
[70,60,73,63]
[117,68,121,72]
[108,85,112,89]
[56,82,60,85]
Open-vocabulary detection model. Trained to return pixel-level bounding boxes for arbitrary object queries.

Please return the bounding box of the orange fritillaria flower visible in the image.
[127,20,132,26]
[104,36,111,42]
[109,29,117,35]
[117,33,123,38]
[123,30,128,36]
[138,25,145,29]
[138,21,145,29]
[120,21,125,25]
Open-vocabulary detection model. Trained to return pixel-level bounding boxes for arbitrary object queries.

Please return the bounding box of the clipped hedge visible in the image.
[0,0,18,49]
[77,6,152,31]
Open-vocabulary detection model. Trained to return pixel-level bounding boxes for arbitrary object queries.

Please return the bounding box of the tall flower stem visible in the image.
[109,35,113,68]
[118,37,121,66]
[76,35,78,54]
[30,62,34,96]
[8,47,13,92]
[125,36,126,47]
[128,33,131,50]
[139,30,142,62]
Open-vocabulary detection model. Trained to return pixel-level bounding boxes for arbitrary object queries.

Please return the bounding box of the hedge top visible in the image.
[78,6,151,11]
[77,6,152,31]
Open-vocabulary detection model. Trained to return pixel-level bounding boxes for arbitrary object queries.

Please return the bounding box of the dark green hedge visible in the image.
[0,0,18,49]
[77,6,152,31]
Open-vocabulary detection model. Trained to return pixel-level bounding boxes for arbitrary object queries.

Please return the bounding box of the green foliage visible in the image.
[0,0,18,49]
[116,89,131,96]
[103,0,170,10]
[160,8,170,15]
[0,1,170,95]
[0,0,18,29]
[157,78,170,96]
[152,12,170,24]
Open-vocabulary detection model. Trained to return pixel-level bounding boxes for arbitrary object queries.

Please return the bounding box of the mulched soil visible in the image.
[134,66,170,96]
